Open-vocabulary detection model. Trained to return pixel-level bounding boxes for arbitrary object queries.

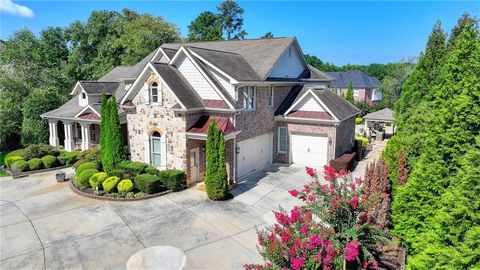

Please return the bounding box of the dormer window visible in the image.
[81,93,86,99]
[150,82,160,104]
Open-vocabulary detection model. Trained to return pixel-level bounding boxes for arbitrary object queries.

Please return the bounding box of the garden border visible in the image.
[69,180,172,201]
[7,165,70,178]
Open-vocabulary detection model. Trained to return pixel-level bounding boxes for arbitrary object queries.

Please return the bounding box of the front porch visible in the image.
[48,120,101,151]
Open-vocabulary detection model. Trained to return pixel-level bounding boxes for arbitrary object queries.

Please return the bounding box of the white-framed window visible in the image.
[278,127,287,153]
[353,89,359,97]
[150,82,161,104]
[267,86,274,107]
[151,131,162,168]
[243,86,256,110]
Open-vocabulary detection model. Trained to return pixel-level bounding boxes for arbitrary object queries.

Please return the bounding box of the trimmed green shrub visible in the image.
[73,146,101,169]
[75,162,97,176]
[23,144,59,160]
[58,150,79,166]
[117,179,134,193]
[103,176,120,193]
[134,174,162,194]
[355,136,369,146]
[41,155,57,168]
[5,155,24,168]
[12,160,29,172]
[75,169,98,190]
[159,169,185,192]
[118,161,149,176]
[108,168,127,178]
[4,149,26,160]
[89,172,108,190]
[27,158,44,171]
[145,165,159,175]
[355,117,364,124]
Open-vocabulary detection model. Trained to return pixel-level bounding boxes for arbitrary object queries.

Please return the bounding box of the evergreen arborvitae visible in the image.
[108,96,126,169]
[390,14,480,269]
[345,81,354,103]
[204,120,229,200]
[100,93,112,172]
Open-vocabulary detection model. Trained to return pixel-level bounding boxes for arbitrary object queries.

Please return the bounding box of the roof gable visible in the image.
[266,40,307,80]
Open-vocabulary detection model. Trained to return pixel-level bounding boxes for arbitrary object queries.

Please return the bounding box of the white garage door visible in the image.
[237,133,272,178]
[291,134,328,167]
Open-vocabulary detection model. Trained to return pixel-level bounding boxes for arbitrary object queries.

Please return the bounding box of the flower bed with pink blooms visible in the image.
[245,166,391,270]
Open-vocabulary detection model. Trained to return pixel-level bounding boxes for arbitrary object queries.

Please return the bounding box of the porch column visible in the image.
[48,121,59,147]
[64,122,74,152]
[80,123,90,151]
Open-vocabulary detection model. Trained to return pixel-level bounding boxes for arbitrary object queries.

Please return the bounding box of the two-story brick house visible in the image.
[42,37,360,186]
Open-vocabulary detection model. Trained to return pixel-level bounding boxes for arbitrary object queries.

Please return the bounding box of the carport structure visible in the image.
[363,108,395,137]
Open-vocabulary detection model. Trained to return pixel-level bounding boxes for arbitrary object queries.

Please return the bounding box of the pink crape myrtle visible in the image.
[245,166,389,270]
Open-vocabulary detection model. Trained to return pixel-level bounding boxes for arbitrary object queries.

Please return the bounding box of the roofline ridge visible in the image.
[187,45,242,56]
[161,36,295,47]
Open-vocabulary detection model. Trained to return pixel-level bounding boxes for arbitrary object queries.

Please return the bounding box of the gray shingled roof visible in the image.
[326,70,381,88]
[161,37,295,80]
[98,50,156,82]
[363,108,394,122]
[78,81,120,95]
[150,62,204,109]
[187,47,260,81]
[41,97,84,118]
[276,86,360,121]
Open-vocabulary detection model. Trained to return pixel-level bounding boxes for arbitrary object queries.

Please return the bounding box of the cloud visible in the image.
[0,0,34,18]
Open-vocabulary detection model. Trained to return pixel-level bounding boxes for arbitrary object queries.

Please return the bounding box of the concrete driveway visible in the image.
[0,164,312,270]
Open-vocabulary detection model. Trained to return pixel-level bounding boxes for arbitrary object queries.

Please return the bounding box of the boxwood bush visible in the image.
[27,158,44,171]
[5,155,24,168]
[89,172,108,190]
[103,176,120,193]
[58,150,79,166]
[159,169,185,192]
[73,146,101,169]
[145,165,159,175]
[355,136,369,146]
[355,117,364,124]
[23,144,59,160]
[41,155,57,168]
[134,174,162,194]
[117,179,134,193]
[108,168,127,178]
[75,162,97,177]
[12,160,29,172]
[118,161,149,176]
[75,169,98,190]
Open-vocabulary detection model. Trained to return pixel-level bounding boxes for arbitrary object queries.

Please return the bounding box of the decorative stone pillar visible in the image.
[49,121,59,147]
[64,122,74,152]
[81,123,90,151]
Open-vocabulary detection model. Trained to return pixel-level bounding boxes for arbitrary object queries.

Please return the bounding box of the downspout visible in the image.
[333,123,338,159]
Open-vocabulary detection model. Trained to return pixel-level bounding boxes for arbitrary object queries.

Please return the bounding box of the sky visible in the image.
[0,1,478,65]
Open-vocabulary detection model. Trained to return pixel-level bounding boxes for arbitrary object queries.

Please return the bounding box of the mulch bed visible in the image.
[69,180,172,201]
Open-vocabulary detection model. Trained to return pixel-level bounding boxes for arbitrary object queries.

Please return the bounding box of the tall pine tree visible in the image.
[100,93,112,172]
[345,81,354,103]
[100,95,126,173]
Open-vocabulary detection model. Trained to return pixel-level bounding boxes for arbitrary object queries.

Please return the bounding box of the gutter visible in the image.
[274,115,340,125]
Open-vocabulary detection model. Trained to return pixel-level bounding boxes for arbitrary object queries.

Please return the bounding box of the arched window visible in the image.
[81,93,86,99]
[150,82,159,103]
[151,131,162,167]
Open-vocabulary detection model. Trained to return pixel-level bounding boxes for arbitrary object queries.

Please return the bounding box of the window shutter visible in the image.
[144,135,150,164]
[143,82,150,105]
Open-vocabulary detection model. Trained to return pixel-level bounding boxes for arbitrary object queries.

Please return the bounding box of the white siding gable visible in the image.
[158,54,169,63]
[209,67,235,98]
[176,55,221,100]
[292,94,325,112]
[268,44,306,79]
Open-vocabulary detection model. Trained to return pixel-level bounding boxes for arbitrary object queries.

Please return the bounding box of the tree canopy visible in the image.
[187,11,223,42]
[217,0,247,39]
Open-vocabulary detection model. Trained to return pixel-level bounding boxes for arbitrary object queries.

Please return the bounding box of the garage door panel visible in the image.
[291,134,328,167]
[238,133,272,178]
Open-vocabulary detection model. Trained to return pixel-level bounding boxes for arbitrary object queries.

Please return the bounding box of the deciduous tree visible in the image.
[187,11,223,42]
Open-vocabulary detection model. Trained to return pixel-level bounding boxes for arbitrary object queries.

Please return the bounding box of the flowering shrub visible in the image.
[245,166,389,270]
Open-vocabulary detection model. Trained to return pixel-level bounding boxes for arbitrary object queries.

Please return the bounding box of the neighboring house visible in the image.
[42,37,360,186]
[326,70,382,103]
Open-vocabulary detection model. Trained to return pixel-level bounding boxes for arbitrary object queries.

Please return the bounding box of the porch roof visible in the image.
[363,108,394,122]
[187,116,237,135]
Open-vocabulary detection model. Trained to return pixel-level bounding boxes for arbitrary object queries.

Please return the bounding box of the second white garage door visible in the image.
[291,134,328,167]
[237,133,272,178]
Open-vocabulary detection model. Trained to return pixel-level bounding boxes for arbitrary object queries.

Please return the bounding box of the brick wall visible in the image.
[335,116,355,157]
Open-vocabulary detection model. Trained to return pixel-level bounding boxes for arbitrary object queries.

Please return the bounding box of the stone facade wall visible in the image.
[335,116,355,157]
[126,74,187,170]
